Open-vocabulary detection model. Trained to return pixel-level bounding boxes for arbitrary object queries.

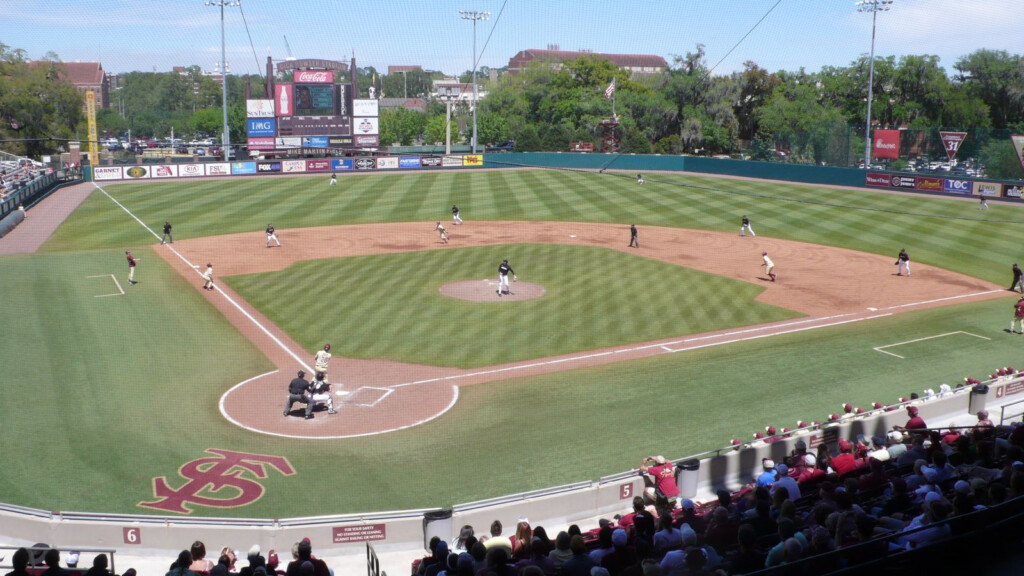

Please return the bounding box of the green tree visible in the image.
[0,44,83,157]
[955,49,1024,129]
[380,107,427,146]
[979,139,1024,180]
[619,126,652,154]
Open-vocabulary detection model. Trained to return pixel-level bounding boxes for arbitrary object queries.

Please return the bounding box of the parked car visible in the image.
[175,145,189,154]
[209,146,223,157]
[195,148,206,156]
[485,140,516,153]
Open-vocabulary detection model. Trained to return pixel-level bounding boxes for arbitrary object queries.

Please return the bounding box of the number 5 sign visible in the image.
[123,527,141,545]
[619,483,633,500]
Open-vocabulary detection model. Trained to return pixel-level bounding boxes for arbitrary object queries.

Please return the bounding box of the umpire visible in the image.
[1011,263,1023,293]
[283,370,314,419]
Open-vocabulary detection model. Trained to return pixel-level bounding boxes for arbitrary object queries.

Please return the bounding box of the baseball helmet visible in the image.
[762,251,767,255]
[297,370,305,377]
[207,263,212,268]
[324,344,331,351]
[503,259,508,263]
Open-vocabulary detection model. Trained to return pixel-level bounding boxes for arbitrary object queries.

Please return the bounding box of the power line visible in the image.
[237,1,265,83]
[708,0,785,74]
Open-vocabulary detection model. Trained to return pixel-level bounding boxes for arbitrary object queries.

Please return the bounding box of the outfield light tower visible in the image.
[206,0,241,162]
[460,10,490,154]
[856,0,893,170]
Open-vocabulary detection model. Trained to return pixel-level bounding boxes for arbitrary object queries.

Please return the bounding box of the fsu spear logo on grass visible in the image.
[138,449,295,514]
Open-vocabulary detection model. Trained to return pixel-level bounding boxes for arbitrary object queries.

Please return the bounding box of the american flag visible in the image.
[604,77,615,99]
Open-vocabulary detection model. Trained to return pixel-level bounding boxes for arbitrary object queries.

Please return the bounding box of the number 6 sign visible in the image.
[123,527,141,545]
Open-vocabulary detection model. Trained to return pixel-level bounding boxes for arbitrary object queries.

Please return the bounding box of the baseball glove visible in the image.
[513,275,518,282]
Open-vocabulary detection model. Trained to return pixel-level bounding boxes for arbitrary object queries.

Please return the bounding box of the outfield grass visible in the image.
[5,168,1024,516]
[224,244,798,367]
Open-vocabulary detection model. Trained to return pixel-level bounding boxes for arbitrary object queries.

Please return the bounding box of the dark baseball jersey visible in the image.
[126,253,137,267]
[498,262,515,277]
[266,225,275,236]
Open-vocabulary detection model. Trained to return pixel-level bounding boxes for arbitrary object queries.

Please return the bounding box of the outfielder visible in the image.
[895,248,910,276]
[202,263,214,290]
[497,258,517,296]
[741,215,755,237]
[435,221,448,244]
[637,173,645,185]
[761,251,776,282]
[330,171,337,186]
[314,344,331,378]
[452,204,463,225]
[266,223,281,248]
[125,250,139,285]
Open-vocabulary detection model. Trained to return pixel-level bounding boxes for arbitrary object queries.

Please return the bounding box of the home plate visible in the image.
[867,307,878,311]
[335,390,350,396]
[569,235,576,238]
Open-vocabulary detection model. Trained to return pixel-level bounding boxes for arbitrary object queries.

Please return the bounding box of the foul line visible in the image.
[874,330,992,359]
[86,274,124,297]
[93,182,312,373]
[882,289,1005,309]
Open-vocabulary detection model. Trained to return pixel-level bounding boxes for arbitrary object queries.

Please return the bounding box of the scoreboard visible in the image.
[295,84,338,116]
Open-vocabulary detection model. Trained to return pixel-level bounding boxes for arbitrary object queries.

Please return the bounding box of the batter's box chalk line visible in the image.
[343,386,394,407]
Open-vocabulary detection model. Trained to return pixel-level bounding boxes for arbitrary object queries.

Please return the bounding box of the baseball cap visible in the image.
[907,406,919,415]
[766,425,777,435]
[654,455,666,464]
[611,529,627,547]
[763,459,775,470]
[838,439,852,452]
[776,463,789,475]
[843,403,853,412]
[887,430,903,443]
[681,498,695,510]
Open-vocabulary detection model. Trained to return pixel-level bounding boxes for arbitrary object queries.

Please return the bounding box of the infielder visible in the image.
[309,372,337,414]
[497,258,517,296]
[761,251,776,282]
[629,224,639,248]
[741,215,755,237]
[435,221,448,244]
[314,344,331,378]
[452,204,463,225]
[125,250,139,285]
[895,248,910,276]
[202,263,214,290]
[266,223,281,248]
[161,221,173,244]
[330,171,337,186]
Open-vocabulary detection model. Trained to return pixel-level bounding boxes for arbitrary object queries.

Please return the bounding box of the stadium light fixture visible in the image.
[459,10,490,154]
[205,0,241,162]
[856,0,893,170]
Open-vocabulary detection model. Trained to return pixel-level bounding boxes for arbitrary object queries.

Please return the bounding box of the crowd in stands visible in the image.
[408,384,1024,575]
[0,160,48,199]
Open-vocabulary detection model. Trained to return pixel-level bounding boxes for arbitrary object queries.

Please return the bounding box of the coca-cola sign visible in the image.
[294,70,334,83]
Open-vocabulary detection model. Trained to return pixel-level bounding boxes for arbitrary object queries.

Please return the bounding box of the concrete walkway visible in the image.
[0,182,94,255]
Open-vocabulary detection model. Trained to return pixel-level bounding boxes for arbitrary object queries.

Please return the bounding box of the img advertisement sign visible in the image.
[93,166,123,181]
[354,117,379,135]
[231,162,257,175]
[872,129,900,159]
[890,175,916,189]
[206,163,231,176]
[442,156,464,167]
[330,158,354,171]
[943,179,972,195]
[306,159,332,171]
[939,131,968,161]
[399,157,421,168]
[354,135,380,147]
[463,155,483,167]
[247,118,276,137]
[275,84,293,117]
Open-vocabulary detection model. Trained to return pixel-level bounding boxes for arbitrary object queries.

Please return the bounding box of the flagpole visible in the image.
[611,76,616,118]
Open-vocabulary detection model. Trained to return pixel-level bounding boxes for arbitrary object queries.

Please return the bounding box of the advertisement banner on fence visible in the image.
[354,135,380,147]
[939,131,968,161]
[275,84,293,117]
[306,159,332,171]
[93,166,123,180]
[353,99,379,117]
[890,175,915,189]
[1012,135,1024,171]
[151,165,178,178]
[1005,184,1024,199]
[330,158,354,171]
[442,155,464,167]
[943,178,972,195]
[354,157,376,170]
[124,166,150,179]
[463,154,483,166]
[247,118,276,137]
[303,137,328,148]
[974,181,1000,196]
[248,137,276,150]
[206,163,231,176]
[915,176,943,192]
[328,137,353,147]
[247,99,275,118]
[375,157,399,169]
[179,164,204,178]
[231,162,257,175]
[399,157,421,168]
[872,129,900,159]
[282,160,306,173]
[421,156,442,167]
[865,172,890,187]
[257,161,282,173]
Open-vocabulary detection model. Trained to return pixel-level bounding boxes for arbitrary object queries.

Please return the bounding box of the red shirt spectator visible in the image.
[830,440,863,477]
[640,456,680,500]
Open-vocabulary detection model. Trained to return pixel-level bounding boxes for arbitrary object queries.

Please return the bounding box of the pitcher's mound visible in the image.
[440,280,546,301]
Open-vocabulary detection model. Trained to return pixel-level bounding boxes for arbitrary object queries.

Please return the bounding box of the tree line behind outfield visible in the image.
[2,41,1021,177]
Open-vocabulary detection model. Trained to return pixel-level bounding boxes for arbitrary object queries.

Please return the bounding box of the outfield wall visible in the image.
[2,376,1021,557]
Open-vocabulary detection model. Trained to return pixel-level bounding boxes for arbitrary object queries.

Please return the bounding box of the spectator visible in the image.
[548,532,573,570]
[167,551,196,576]
[653,513,682,555]
[510,520,533,560]
[452,525,474,553]
[755,459,777,488]
[190,542,214,573]
[285,540,327,576]
[600,529,636,575]
[588,525,615,564]
[830,439,864,477]
[859,458,890,492]
[771,463,801,501]
[266,552,283,576]
[973,410,995,441]
[676,499,706,534]
[482,520,512,552]
[639,456,680,506]
[703,506,738,552]
[84,555,110,576]
[894,405,928,438]
[728,523,764,574]
[764,518,808,567]
[5,548,30,576]
[469,542,487,575]
[532,526,552,555]
[559,536,597,576]
[39,550,65,576]
[897,434,928,469]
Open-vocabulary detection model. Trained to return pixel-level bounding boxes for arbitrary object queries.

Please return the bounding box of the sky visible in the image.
[0,0,1019,78]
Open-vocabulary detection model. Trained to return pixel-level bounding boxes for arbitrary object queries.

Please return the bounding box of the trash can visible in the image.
[969,384,989,415]
[422,508,453,549]
[676,459,700,499]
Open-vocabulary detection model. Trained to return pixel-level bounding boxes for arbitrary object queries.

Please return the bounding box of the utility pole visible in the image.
[205,0,240,162]
[856,0,893,169]
[459,10,490,154]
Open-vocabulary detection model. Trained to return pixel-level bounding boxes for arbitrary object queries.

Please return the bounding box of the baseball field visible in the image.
[2,167,1022,517]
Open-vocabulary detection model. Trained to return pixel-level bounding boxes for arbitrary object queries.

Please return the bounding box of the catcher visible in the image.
[497,258,517,297]
[309,371,337,414]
